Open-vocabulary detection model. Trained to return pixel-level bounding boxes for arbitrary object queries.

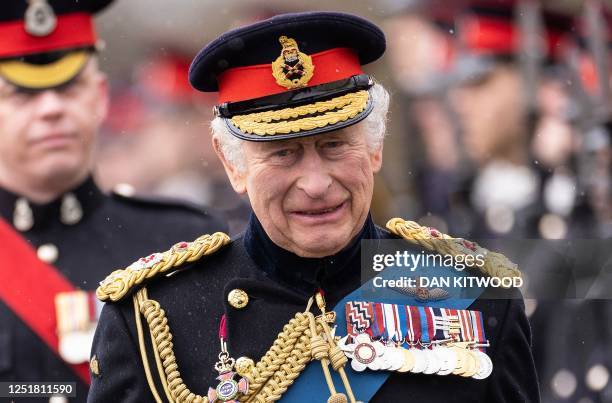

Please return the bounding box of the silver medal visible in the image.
[344,333,385,372]
[409,348,428,374]
[383,345,405,371]
[471,350,493,380]
[58,327,95,364]
[434,346,456,376]
[422,348,441,375]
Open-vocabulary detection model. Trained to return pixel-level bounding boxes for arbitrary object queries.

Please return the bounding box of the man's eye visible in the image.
[273,149,294,157]
[323,141,345,149]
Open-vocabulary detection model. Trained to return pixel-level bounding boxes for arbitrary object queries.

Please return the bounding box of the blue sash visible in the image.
[280,266,483,402]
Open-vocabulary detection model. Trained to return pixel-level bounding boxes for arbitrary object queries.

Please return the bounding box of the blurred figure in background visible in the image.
[387,1,611,401]
[528,3,612,402]
[447,0,546,239]
[384,2,465,234]
[0,1,225,401]
[96,49,250,233]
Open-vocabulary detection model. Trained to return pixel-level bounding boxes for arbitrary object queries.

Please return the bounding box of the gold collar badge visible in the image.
[271,36,314,89]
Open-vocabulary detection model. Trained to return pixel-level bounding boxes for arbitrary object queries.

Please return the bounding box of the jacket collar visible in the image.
[0,176,103,232]
[243,212,380,295]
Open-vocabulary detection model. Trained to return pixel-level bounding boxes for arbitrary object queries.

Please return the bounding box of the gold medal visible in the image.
[397,347,415,373]
[451,346,468,375]
[460,350,479,377]
[409,348,428,374]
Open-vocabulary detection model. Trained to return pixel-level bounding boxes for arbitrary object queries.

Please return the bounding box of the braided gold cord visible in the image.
[135,294,322,403]
[230,91,369,136]
[385,218,522,281]
[97,232,231,302]
[241,312,317,402]
[136,289,208,403]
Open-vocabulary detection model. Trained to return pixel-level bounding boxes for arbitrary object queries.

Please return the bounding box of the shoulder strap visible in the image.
[385,217,521,279]
[0,218,90,384]
[96,232,231,302]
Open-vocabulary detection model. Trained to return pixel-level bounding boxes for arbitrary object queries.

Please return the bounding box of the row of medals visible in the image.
[338,333,493,380]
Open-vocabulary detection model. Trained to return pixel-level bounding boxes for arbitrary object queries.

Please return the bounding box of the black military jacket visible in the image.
[0,177,226,403]
[88,214,540,403]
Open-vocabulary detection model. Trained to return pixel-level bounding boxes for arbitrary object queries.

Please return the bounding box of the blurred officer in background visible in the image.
[527,3,612,402]
[0,1,225,401]
[447,0,545,239]
[96,50,251,234]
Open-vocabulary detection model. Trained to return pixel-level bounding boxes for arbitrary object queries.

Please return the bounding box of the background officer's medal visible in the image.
[271,35,314,89]
[25,0,57,37]
[55,291,102,364]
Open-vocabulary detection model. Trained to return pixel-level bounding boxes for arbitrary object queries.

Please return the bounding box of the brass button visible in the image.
[37,243,59,264]
[228,289,249,309]
[90,354,100,376]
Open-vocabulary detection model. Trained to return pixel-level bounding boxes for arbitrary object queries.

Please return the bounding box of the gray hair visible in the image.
[211,82,390,171]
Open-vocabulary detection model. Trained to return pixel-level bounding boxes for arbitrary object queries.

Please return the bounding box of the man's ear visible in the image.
[95,73,109,125]
[370,144,383,173]
[212,135,247,194]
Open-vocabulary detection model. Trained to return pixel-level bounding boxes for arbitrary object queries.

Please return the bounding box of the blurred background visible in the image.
[91,1,611,401]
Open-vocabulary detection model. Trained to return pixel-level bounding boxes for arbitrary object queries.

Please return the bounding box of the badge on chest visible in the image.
[338,301,493,380]
[54,290,103,365]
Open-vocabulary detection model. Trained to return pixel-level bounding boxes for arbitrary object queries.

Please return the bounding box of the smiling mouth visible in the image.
[293,201,346,216]
[32,133,74,144]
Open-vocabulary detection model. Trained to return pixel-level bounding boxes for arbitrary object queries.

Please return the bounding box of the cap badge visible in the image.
[271,36,314,89]
[25,0,57,37]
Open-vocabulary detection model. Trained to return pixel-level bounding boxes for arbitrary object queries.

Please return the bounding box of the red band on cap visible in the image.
[217,47,363,103]
[0,13,96,59]
[463,16,517,55]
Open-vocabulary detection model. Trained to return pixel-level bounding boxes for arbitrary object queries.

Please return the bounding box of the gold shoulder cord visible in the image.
[97,232,230,302]
[385,218,522,281]
[133,290,357,403]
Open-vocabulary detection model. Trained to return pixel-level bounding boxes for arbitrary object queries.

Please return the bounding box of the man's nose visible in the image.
[449,86,476,118]
[295,150,332,199]
[34,90,66,120]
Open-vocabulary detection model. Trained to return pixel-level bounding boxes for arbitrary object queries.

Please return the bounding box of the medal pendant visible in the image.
[471,350,493,380]
[208,371,249,403]
[208,317,249,402]
[409,348,428,374]
[397,347,415,373]
[451,346,468,375]
[460,351,479,377]
[383,345,405,371]
[434,346,456,376]
[422,349,441,375]
[345,333,385,372]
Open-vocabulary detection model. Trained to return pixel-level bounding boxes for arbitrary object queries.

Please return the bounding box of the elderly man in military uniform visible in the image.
[89,12,539,403]
[0,1,225,402]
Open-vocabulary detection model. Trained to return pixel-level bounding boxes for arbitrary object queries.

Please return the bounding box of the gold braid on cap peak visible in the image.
[96,232,231,302]
[230,90,368,136]
[385,218,521,281]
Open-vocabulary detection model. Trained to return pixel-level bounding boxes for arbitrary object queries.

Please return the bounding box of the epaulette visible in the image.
[96,232,231,302]
[386,218,521,279]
